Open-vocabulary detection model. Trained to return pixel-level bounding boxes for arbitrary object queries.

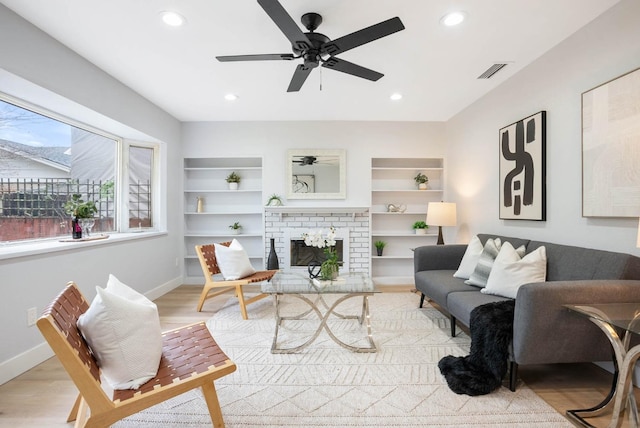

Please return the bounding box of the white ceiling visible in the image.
[1,0,620,122]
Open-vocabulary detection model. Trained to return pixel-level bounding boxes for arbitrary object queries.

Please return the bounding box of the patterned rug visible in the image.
[115,292,571,427]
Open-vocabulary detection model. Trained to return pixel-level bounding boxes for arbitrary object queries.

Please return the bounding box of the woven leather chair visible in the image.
[195,243,277,319]
[37,282,236,428]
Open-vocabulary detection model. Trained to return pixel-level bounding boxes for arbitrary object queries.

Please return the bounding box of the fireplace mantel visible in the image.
[265,206,369,220]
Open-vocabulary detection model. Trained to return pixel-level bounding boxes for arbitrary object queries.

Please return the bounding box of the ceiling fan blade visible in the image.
[287,64,313,92]
[321,17,405,57]
[257,0,312,52]
[216,53,295,62]
[322,58,383,81]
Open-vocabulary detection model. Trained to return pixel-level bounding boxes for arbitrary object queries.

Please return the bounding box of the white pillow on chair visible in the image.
[215,239,256,280]
[77,274,162,390]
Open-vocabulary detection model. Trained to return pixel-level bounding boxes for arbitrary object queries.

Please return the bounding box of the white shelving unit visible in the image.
[183,157,264,284]
[370,158,444,286]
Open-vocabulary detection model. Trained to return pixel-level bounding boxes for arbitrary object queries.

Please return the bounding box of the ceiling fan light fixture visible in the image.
[390,93,403,101]
[160,11,186,27]
[440,11,466,27]
[224,94,239,101]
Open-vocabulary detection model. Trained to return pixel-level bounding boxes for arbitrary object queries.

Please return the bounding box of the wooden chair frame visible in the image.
[195,243,277,319]
[37,282,236,428]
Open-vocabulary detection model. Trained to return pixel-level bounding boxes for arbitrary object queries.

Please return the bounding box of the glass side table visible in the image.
[565,303,640,428]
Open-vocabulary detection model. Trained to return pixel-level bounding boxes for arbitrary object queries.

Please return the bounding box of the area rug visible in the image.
[115,292,571,427]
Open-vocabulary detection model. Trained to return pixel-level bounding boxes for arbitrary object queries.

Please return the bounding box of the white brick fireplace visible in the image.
[264,207,369,274]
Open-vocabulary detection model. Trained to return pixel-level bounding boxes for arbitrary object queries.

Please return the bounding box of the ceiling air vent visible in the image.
[478,63,508,79]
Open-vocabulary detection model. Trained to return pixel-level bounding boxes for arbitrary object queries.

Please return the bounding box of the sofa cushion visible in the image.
[446,291,511,327]
[528,240,640,281]
[453,235,484,280]
[477,234,531,252]
[415,270,478,309]
[482,243,547,299]
[465,238,502,288]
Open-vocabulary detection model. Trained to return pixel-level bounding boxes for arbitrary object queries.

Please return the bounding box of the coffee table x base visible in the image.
[271,292,376,354]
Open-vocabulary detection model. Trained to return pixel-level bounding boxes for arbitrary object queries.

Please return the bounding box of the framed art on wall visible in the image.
[582,67,640,218]
[499,111,546,221]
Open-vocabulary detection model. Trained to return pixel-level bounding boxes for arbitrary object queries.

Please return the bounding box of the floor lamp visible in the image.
[426,202,457,245]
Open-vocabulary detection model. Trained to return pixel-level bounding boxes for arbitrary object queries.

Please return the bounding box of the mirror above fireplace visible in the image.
[287,149,346,200]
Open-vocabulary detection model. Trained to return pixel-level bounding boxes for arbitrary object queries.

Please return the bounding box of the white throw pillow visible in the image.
[453,235,484,279]
[482,243,547,299]
[464,238,502,287]
[77,274,162,390]
[215,239,256,280]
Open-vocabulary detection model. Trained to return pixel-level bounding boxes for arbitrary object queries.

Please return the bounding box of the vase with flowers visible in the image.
[302,227,339,281]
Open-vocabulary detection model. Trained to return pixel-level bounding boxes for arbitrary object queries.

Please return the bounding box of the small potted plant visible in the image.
[64,194,98,239]
[229,221,242,234]
[266,194,283,206]
[414,172,429,190]
[412,220,429,235]
[374,240,386,256]
[226,171,240,190]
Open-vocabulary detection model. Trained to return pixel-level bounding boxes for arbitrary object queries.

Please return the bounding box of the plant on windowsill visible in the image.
[225,171,240,190]
[229,221,242,235]
[414,172,429,190]
[64,194,98,239]
[374,240,386,256]
[412,221,429,235]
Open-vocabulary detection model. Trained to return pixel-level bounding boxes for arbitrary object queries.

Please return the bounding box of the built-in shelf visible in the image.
[265,206,369,220]
[370,157,444,286]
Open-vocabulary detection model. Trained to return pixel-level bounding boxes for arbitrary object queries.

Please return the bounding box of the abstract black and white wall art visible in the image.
[499,111,546,220]
[582,67,640,218]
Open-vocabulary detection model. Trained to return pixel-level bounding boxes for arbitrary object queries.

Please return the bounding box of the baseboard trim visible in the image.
[0,342,53,386]
[0,276,183,386]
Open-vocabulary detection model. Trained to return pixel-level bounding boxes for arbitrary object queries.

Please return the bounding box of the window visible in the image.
[0,94,159,243]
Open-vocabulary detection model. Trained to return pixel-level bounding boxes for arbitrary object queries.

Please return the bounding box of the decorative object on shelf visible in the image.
[229,222,242,234]
[196,196,205,213]
[412,221,429,235]
[303,227,339,281]
[64,194,98,239]
[267,238,279,270]
[426,202,457,245]
[499,111,546,220]
[387,203,406,213]
[414,172,429,190]
[226,171,240,190]
[266,194,283,206]
[374,240,386,256]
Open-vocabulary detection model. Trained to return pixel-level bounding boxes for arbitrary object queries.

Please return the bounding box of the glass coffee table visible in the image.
[261,271,379,354]
[565,303,640,428]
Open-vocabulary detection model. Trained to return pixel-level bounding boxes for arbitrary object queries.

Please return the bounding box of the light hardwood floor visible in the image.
[0,284,638,427]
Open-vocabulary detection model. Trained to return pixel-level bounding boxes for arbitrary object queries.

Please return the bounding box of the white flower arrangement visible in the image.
[302,227,337,249]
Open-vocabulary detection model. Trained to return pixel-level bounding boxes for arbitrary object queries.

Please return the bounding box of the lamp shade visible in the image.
[426,202,457,226]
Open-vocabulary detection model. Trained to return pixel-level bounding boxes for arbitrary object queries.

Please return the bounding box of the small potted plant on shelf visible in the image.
[229,221,242,234]
[266,194,283,206]
[412,221,429,235]
[414,172,429,190]
[226,171,240,190]
[374,240,386,256]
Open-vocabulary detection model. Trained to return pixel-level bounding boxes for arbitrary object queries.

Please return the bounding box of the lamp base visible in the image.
[437,226,445,245]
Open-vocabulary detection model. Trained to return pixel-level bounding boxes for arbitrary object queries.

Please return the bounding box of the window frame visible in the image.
[0,92,163,254]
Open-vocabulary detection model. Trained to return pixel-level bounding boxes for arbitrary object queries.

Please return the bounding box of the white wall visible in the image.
[446,0,640,256]
[182,121,447,207]
[0,5,184,383]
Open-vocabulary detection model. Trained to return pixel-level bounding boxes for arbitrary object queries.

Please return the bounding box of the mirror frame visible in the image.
[287,149,346,200]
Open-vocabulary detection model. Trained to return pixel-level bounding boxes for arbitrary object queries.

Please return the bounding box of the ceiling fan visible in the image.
[216,0,405,92]
[292,155,338,166]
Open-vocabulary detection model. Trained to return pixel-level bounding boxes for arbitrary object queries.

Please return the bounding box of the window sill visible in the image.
[0,231,167,261]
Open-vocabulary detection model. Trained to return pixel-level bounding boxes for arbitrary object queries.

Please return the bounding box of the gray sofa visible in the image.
[414,233,640,390]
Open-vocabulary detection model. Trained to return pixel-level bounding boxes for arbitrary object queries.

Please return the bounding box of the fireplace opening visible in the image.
[290,240,344,267]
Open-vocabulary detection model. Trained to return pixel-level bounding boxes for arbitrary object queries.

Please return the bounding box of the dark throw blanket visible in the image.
[438,300,515,396]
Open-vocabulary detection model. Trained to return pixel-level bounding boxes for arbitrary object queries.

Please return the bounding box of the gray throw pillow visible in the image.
[465,238,502,287]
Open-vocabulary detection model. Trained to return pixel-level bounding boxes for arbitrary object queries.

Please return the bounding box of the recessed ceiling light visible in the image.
[440,11,466,27]
[160,11,186,27]
[390,93,403,101]
[224,94,238,101]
